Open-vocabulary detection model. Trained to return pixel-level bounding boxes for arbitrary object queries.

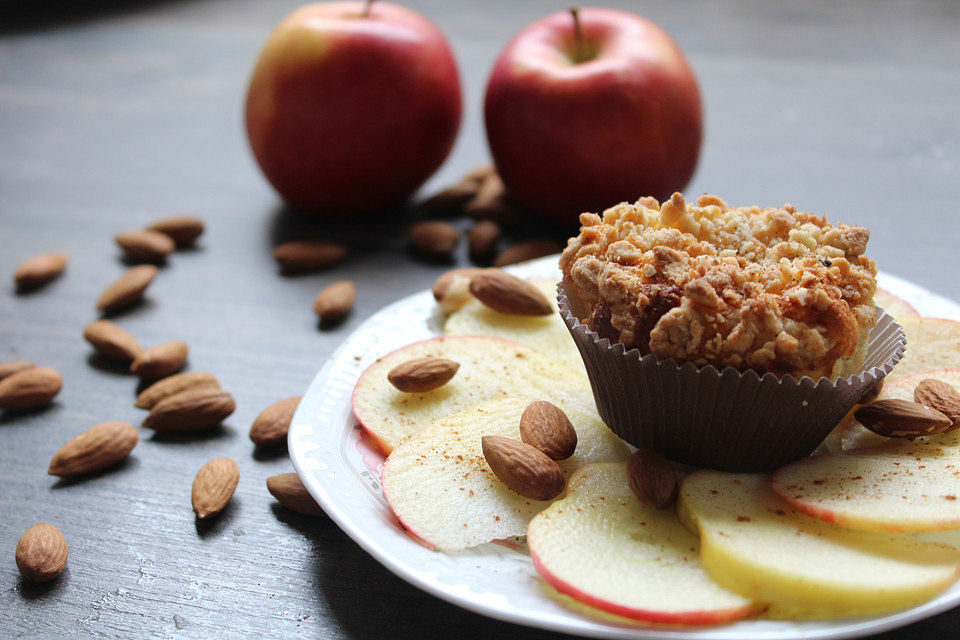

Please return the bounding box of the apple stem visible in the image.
[569,6,586,63]
[362,0,376,17]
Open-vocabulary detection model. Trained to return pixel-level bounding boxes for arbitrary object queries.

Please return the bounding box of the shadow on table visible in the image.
[267,202,413,256]
[0,0,190,36]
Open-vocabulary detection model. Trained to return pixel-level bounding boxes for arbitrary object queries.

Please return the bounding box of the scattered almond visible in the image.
[83,320,142,363]
[273,241,348,273]
[250,396,301,447]
[469,270,552,316]
[314,281,355,322]
[468,220,501,263]
[519,400,577,460]
[135,371,220,409]
[96,264,158,312]
[416,183,477,216]
[130,341,188,380]
[493,238,563,267]
[146,215,205,247]
[387,357,459,393]
[266,473,325,516]
[854,398,952,438]
[143,387,235,433]
[0,361,35,381]
[914,379,960,429]
[115,229,175,263]
[464,173,519,226]
[626,449,678,509]
[192,457,239,519]
[48,421,138,477]
[481,435,565,501]
[13,253,68,290]
[460,164,496,190]
[15,523,67,582]
[0,367,63,411]
[408,221,460,258]
[432,267,485,312]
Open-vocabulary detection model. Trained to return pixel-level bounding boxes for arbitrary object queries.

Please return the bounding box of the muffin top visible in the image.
[559,193,878,379]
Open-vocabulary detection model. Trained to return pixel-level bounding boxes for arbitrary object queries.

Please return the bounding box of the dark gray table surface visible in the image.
[2,0,959,638]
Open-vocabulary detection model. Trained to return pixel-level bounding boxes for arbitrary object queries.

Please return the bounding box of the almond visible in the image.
[0,361,35,381]
[914,379,960,429]
[519,400,577,460]
[192,457,239,519]
[408,221,460,258]
[460,164,496,189]
[16,523,68,582]
[83,320,142,363]
[416,183,477,216]
[432,267,485,312]
[48,421,138,477]
[273,241,348,273]
[493,238,563,267]
[130,341,188,380]
[0,367,63,411]
[143,387,235,432]
[96,264,158,312]
[135,371,220,409]
[146,215,205,247]
[464,173,521,227]
[266,473,325,516]
[626,449,678,509]
[13,253,68,290]
[115,229,175,263]
[481,435,565,501]
[854,398,952,438]
[250,396,301,447]
[468,220,502,263]
[387,357,459,393]
[469,270,553,316]
[314,280,355,322]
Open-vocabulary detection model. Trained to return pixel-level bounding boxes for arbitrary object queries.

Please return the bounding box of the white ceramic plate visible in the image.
[289,257,960,640]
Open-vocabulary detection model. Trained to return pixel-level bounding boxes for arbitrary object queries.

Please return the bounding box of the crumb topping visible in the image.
[560,193,878,378]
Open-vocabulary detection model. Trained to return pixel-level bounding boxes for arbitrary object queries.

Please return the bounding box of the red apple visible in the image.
[484,8,702,224]
[245,1,462,214]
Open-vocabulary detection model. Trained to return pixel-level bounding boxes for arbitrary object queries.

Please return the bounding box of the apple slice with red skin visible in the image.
[889,318,960,382]
[352,335,597,454]
[381,397,629,551]
[527,463,758,625]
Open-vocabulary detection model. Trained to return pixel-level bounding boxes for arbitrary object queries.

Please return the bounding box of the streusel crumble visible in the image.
[559,193,878,379]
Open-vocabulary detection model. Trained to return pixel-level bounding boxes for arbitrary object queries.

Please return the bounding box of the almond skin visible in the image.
[13,253,68,290]
[146,215,204,247]
[416,183,477,216]
[115,229,175,263]
[83,320,142,363]
[143,387,235,433]
[626,449,678,509]
[469,270,553,316]
[250,396,301,447]
[130,341,188,380]
[519,400,577,460]
[96,264,158,312]
[432,267,486,312]
[192,457,239,519]
[314,281,355,322]
[134,371,220,409]
[266,473,325,516]
[915,379,960,429]
[387,357,459,393]
[481,435,565,501]
[0,361,35,381]
[408,221,460,258]
[0,367,63,411]
[464,173,522,227]
[493,238,563,267]
[48,421,138,477]
[273,241,348,273]
[855,398,953,438]
[16,523,68,582]
[468,220,502,263]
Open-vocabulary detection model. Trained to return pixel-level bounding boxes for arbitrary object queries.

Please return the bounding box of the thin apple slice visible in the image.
[889,317,960,381]
[680,470,960,618]
[444,278,585,374]
[875,288,919,319]
[353,335,597,454]
[526,463,757,625]
[381,397,629,551]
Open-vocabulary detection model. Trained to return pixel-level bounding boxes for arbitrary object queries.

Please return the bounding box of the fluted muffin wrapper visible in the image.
[557,283,906,472]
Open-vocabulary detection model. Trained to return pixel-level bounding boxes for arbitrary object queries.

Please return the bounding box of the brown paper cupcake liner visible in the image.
[557,283,906,472]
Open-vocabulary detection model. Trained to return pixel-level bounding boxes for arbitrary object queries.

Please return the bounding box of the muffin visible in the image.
[557,193,905,471]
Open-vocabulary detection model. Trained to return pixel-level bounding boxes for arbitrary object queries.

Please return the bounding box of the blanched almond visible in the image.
[48,421,138,477]
[267,473,325,516]
[13,253,68,290]
[115,229,175,263]
[274,241,348,273]
[130,341,188,380]
[519,400,577,460]
[250,396,301,447]
[143,387,235,432]
[387,357,459,393]
[83,320,142,363]
[431,267,485,312]
[16,523,67,582]
[481,435,565,501]
[134,371,220,409]
[0,367,62,411]
[469,270,552,316]
[626,449,678,509]
[146,215,204,247]
[96,265,158,312]
[192,457,239,519]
